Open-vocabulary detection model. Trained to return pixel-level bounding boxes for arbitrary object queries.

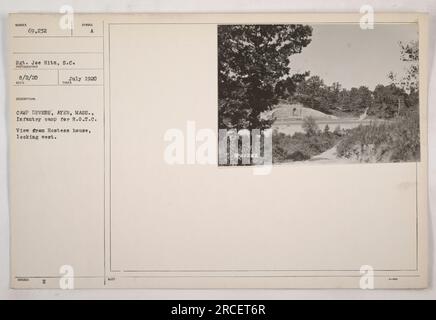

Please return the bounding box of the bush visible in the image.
[272,122,340,163]
[336,110,420,162]
[390,109,420,161]
[287,150,311,161]
[302,116,320,136]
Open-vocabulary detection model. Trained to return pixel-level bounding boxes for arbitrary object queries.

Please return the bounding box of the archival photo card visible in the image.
[8,13,428,289]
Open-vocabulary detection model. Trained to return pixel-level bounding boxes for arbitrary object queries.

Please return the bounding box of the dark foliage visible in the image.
[218,24,313,130]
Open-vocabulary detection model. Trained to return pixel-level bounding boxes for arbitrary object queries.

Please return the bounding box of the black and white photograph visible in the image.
[218,23,420,165]
[1,1,434,301]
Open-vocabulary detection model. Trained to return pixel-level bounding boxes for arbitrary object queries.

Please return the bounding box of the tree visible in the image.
[294,75,331,114]
[302,116,319,136]
[293,77,373,116]
[327,82,341,108]
[388,40,419,111]
[389,40,419,94]
[275,72,308,100]
[370,84,407,119]
[347,86,373,116]
[218,24,313,130]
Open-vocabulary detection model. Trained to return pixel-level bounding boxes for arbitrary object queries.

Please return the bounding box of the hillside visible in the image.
[271,103,338,121]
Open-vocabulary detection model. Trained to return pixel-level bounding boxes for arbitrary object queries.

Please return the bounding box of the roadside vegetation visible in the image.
[336,109,420,162]
[273,117,342,162]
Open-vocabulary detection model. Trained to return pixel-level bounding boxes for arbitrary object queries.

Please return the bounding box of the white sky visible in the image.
[288,23,418,90]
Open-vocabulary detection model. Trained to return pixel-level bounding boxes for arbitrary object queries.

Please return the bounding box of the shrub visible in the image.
[272,121,340,163]
[287,150,311,161]
[336,110,420,162]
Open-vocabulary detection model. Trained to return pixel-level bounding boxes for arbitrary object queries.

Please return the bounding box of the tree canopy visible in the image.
[218,24,313,129]
[291,75,416,119]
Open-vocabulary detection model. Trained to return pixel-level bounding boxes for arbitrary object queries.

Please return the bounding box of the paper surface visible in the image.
[8,13,428,288]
